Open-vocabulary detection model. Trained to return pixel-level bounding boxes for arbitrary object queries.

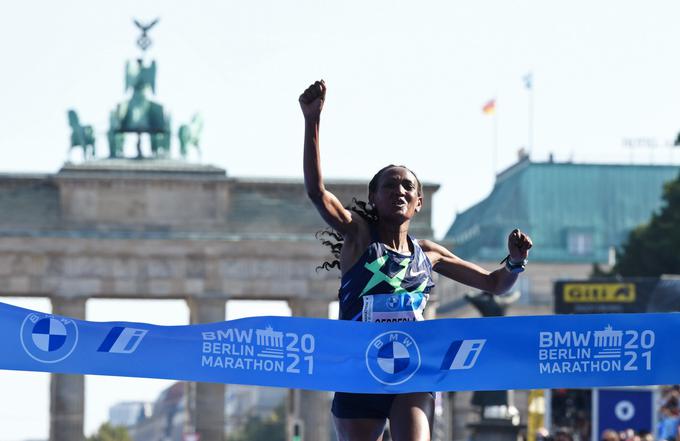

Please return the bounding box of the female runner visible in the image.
[300,79,532,441]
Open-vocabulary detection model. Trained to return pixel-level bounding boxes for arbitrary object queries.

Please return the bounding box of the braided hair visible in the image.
[316,165,423,272]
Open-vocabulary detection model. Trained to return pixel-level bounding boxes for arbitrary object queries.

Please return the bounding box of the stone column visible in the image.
[187,297,226,441]
[452,391,476,441]
[287,298,331,441]
[434,391,452,441]
[50,297,86,441]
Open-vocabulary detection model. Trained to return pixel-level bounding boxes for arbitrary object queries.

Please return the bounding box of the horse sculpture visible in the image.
[178,114,203,159]
[108,58,171,158]
[67,110,96,160]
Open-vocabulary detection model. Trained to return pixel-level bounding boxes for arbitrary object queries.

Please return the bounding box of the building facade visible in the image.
[437,157,679,441]
[439,157,680,315]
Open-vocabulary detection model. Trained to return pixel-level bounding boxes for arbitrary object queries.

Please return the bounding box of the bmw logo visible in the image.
[365,331,421,385]
[20,313,79,363]
[386,295,399,310]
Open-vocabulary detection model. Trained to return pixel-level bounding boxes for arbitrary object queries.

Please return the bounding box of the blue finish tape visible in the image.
[1,301,677,392]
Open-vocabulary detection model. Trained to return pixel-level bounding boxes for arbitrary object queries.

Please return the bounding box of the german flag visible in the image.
[482,99,496,115]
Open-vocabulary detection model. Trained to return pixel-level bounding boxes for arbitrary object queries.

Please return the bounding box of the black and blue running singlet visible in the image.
[338,229,435,322]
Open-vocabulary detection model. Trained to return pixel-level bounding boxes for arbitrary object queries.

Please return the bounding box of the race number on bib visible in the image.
[362,293,428,323]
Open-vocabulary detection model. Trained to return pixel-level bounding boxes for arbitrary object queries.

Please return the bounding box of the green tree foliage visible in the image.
[226,403,286,441]
[86,423,131,441]
[614,172,680,277]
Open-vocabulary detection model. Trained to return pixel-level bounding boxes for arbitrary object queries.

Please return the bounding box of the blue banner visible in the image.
[0,301,678,393]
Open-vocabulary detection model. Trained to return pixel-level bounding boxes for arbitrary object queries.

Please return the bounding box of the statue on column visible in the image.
[466,290,521,423]
[464,290,524,441]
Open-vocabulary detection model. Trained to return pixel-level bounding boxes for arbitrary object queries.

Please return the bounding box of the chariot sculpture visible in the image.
[67,19,203,161]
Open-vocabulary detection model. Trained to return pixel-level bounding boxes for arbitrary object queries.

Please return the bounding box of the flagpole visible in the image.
[524,72,534,156]
[528,82,533,155]
[493,106,499,175]
[482,97,498,175]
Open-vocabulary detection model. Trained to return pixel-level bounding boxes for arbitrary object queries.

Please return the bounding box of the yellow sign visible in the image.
[563,283,636,303]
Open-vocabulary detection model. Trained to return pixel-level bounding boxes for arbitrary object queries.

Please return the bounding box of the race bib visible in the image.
[362,293,428,323]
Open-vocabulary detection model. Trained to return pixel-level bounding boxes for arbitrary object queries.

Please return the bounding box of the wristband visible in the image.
[501,254,527,273]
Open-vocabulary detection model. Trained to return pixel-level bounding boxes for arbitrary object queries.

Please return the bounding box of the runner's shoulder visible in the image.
[418,239,440,252]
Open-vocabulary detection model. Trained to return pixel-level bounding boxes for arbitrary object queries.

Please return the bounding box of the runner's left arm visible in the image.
[420,229,532,295]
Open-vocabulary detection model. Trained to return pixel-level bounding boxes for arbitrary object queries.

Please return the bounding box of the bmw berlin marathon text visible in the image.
[201,325,315,374]
[538,325,655,374]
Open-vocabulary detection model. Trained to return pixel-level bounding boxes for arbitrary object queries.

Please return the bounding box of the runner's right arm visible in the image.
[300,80,365,237]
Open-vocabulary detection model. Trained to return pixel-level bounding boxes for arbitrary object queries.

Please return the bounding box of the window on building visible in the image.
[567,231,593,255]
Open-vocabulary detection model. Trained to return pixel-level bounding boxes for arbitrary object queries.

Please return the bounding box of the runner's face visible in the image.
[370,167,422,221]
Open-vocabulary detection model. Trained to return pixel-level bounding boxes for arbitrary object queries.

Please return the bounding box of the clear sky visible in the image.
[2,0,680,439]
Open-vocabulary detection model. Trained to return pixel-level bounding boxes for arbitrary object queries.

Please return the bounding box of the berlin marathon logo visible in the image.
[538,325,656,374]
[201,325,316,374]
[365,331,421,385]
[20,313,79,363]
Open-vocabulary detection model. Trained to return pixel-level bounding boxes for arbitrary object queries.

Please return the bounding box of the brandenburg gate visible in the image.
[0,19,439,441]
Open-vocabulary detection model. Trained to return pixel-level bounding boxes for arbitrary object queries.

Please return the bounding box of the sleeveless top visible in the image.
[337,228,435,322]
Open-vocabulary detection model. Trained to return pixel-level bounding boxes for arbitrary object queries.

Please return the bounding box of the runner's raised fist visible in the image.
[299,80,326,120]
[508,228,532,261]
